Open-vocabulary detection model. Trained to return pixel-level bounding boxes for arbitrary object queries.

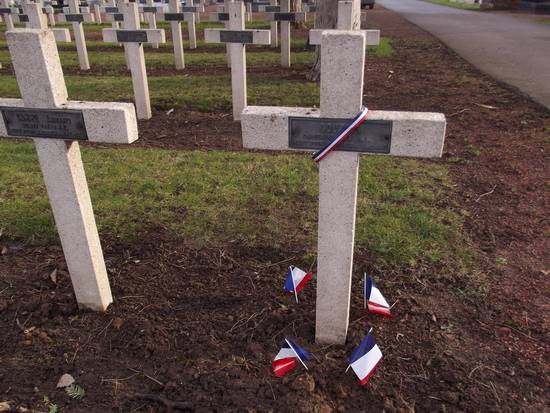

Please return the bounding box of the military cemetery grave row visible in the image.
[0,0,446,344]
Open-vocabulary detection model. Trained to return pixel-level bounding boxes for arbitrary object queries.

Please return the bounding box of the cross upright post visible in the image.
[269,0,277,48]
[19,3,72,42]
[205,1,271,120]
[102,2,165,119]
[0,0,15,31]
[63,0,91,70]
[309,0,380,46]
[267,0,305,67]
[92,0,103,24]
[0,24,139,311]
[241,30,446,344]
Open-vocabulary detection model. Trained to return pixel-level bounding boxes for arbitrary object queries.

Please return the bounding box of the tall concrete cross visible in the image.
[157,0,204,69]
[18,3,72,42]
[209,0,234,68]
[102,2,166,119]
[309,0,380,46]
[63,0,92,70]
[142,0,159,48]
[103,0,122,29]
[0,26,139,311]
[0,0,15,31]
[267,0,305,67]
[241,31,446,344]
[205,1,271,120]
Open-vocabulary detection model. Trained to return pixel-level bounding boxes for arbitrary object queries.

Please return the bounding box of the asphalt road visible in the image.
[377,0,550,109]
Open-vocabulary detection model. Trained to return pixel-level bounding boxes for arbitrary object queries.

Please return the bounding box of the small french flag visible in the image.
[347,329,383,385]
[312,107,369,163]
[284,266,313,303]
[364,274,392,317]
[272,339,310,377]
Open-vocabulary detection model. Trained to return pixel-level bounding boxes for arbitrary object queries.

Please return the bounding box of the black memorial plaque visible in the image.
[273,12,296,21]
[264,5,280,11]
[219,30,253,43]
[164,12,185,20]
[105,6,118,12]
[0,107,88,140]
[113,13,124,21]
[181,6,198,12]
[288,117,392,154]
[0,7,12,14]
[116,30,148,42]
[18,14,29,22]
[142,6,157,12]
[216,12,229,21]
[65,14,84,22]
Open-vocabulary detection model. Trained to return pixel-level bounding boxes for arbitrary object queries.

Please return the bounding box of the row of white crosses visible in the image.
[0,7,139,310]
[241,4,447,343]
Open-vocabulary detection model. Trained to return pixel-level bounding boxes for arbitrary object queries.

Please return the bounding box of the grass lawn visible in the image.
[422,0,481,10]
[0,20,465,273]
[0,141,469,270]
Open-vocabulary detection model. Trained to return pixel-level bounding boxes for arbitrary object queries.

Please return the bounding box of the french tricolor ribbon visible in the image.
[312,106,369,163]
[272,338,310,377]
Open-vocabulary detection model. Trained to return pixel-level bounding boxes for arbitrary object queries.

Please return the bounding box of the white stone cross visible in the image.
[103,0,122,29]
[241,31,446,344]
[0,26,138,311]
[91,0,103,24]
[141,0,160,48]
[157,0,204,69]
[18,3,72,42]
[209,0,233,68]
[102,2,166,119]
[267,0,305,67]
[62,0,92,70]
[205,2,271,120]
[309,0,380,46]
[0,0,15,31]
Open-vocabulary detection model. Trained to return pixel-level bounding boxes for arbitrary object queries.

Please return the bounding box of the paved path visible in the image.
[377,0,550,109]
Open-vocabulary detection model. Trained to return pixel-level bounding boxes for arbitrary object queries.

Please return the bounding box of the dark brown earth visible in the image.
[1,7,549,413]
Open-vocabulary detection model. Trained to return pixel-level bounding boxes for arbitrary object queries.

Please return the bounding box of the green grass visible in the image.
[422,0,481,10]
[0,141,467,268]
[537,18,550,26]
[0,74,319,111]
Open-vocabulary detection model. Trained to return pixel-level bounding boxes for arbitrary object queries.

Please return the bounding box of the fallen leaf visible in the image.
[1,246,7,255]
[166,108,175,115]
[56,373,75,389]
[50,269,58,284]
[0,401,11,412]
[113,317,124,330]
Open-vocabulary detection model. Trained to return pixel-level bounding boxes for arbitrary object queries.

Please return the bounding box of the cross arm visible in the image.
[209,12,228,22]
[0,98,139,144]
[102,28,166,44]
[204,28,271,45]
[52,28,71,42]
[309,29,380,47]
[241,106,447,158]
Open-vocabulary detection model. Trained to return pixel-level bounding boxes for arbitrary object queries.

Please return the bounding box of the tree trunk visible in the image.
[308,0,339,81]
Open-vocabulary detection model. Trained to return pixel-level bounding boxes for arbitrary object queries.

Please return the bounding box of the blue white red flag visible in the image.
[284,266,313,303]
[347,329,383,385]
[272,338,310,377]
[364,274,392,317]
[312,107,369,163]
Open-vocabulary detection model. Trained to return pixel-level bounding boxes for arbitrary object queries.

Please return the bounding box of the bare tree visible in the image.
[308,0,339,81]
